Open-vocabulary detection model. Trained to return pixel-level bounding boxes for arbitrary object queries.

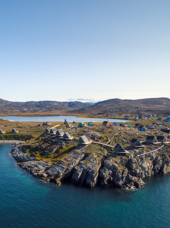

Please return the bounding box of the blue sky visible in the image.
[0,0,170,102]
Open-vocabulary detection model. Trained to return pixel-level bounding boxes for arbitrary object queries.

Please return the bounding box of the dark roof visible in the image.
[103,121,108,123]
[131,138,138,143]
[115,144,121,148]
[12,128,17,131]
[45,128,51,132]
[115,144,125,152]
[50,128,57,133]
[78,135,89,144]
[56,129,64,136]
[146,136,155,140]
[157,136,166,140]
[63,132,72,139]
[0,129,4,133]
[161,129,170,134]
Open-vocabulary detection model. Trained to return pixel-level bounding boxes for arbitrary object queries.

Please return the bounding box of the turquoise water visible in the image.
[0,115,127,123]
[0,145,170,228]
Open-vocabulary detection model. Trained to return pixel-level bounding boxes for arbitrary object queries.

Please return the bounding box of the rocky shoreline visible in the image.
[11,145,170,190]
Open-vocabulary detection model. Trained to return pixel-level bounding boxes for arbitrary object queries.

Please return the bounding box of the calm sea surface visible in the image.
[0,144,169,228]
[0,115,127,123]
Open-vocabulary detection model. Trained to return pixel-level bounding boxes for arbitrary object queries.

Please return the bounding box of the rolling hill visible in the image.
[1,97,170,116]
[69,98,170,115]
[0,98,90,114]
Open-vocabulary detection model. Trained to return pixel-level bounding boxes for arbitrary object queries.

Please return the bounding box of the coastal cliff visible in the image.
[11,145,170,190]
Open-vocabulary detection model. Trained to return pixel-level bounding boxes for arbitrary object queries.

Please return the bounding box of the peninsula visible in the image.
[3,114,169,191]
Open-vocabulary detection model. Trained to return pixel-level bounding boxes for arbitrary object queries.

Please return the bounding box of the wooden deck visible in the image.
[51,124,60,129]
[92,141,130,154]
[136,145,165,158]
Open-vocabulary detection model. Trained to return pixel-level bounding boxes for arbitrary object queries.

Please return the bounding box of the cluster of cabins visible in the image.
[45,125,169,155]
[122,114,157,120]
[102,121,130,128]
[135,123,170,132]
[45,128,73,140]
[135,124,157,131]
[0,128,18,134]
[115,135,169,154]
[42,122,51,126]
[163,116,170,122]
[45,128,90,145]
[124,114,170,122]
[131,135,168,145]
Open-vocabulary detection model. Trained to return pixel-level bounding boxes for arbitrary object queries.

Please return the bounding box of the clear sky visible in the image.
[0,0,170,102]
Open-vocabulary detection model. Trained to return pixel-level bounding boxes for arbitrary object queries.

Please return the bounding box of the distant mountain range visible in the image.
[70,98,170,115]
[0,97,170,115]
[0,98,90,114]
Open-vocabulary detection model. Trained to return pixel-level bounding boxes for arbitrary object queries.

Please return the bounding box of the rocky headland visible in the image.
[11,144,170,190]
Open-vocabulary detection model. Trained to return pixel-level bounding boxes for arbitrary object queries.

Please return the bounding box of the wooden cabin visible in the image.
[11,128,18,134]
[161,129,170,134]
[45,128,51,134]
[88,122,94,126]
[50,128,57,135]
[103,121,108,127]
[78,122,86,127]
[64,119,68,124]
[42,122,51,126]
[157,136,167,143]
[63,132,73,141]
[147,125,156,129]
[56,129,64,137]
[0,129,5,134]
[146,136,157,144]
[139,126,146,131]
[135,123,141,128]
[130,138,142,147]
[78,135,90,145]
[114,144,125,153]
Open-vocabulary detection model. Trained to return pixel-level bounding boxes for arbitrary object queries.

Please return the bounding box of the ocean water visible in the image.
[0,144,169,228]
[0,115,128,123]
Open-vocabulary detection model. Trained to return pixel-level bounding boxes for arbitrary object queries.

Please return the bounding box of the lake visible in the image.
[0,115,128,123]
[0,144,170,228]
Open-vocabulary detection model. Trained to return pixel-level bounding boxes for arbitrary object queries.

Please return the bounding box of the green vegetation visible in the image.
[0,134,33,141]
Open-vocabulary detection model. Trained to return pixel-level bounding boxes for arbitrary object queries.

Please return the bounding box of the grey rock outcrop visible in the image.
[71,152,104,187]
[45,150,84,185]
[19,161,50,177]
[11,144,170,190]
[99,156,145,189]
[11,146,35,162]
[126,149,170,180]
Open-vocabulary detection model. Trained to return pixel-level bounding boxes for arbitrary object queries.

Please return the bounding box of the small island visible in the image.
[1,114,169,191]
